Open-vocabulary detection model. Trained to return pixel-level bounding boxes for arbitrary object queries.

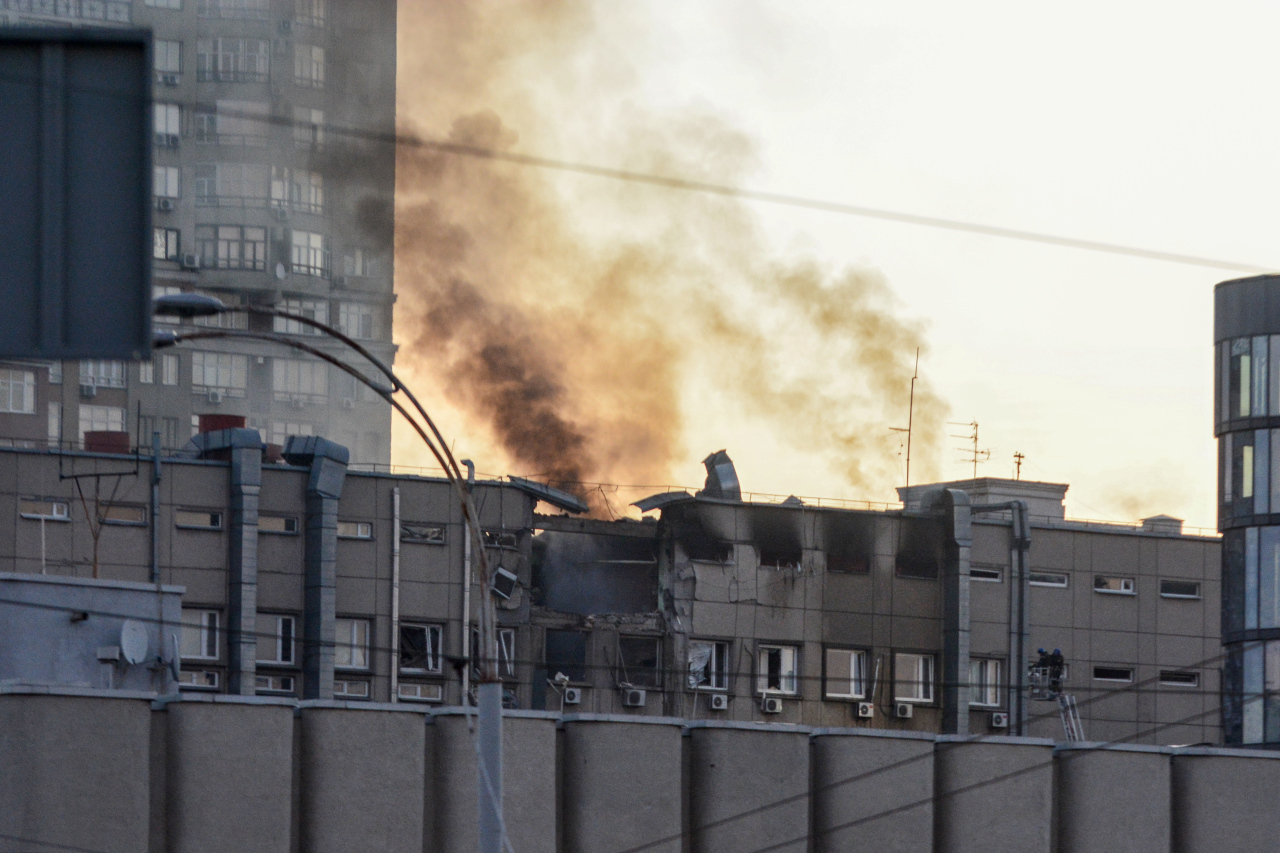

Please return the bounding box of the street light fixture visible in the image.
[153,297,509,853]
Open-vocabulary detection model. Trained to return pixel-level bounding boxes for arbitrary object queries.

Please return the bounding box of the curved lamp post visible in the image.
[154,293,508,853]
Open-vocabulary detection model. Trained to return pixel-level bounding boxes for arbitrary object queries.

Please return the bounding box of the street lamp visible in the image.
[153,294,508,853]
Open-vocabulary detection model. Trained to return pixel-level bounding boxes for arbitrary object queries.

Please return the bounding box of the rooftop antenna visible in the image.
[948,420,991,479]
[1014,451,1025,481]
[895,348,920,489]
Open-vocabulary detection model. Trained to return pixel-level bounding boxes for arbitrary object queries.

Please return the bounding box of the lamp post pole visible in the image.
[153,295,505,853]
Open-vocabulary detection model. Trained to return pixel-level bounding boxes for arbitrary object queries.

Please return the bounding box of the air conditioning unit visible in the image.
[278,18,292,32]
[708,693,729,711]
[159,133,179,149]
[894,702,914,719]
[622,688,646,708]
[341,398,355,409]
[292,398,307,410]
[761,696,783,714]
[562,687,582,705]
[79,383,96,398]
[990,712,1010,729]
[491,567,518,599]
[273,208,289,221]
[181,253,201,270]
[160,73,179,86]
[156,197,174,211]
[206,390,223,404]
[855,701,874,719]
[332,275,347,287]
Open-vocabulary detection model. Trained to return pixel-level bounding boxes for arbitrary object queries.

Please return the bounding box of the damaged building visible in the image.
[0,437,1220,744]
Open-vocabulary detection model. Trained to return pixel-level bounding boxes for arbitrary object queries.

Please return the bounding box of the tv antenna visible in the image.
[1013,451,1025,480]
[892,348,921,488]
[948,420,990,479]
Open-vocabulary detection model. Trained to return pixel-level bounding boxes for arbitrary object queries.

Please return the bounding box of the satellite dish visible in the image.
[275,262,286,280]
[120,619,149,665]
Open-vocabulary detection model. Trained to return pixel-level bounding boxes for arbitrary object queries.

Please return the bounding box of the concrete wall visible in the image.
[4,689,1274,853]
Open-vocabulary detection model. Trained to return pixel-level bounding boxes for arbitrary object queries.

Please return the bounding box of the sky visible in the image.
[393,1,1280,529]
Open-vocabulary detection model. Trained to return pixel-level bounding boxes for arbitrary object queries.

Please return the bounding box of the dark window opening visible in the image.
[685,540,733,563]
[1159,670,1199,686]
[1160,579,1201,599]
[1093,666,1133,682]
[483,529,518,550]
[545,630,587,683]
[618,636,661,688]
[401,522,445,544]
[758,545,803,570]
[827,553,869,574]
[894,517,943,579]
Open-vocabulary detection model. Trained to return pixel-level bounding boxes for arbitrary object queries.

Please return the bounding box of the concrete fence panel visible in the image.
[161,696,295,853]
[298,702,428,853]
[687,722,810,853]
[1055,744,1171,853]
[934,735,1055,853]
[0,690,152,853]
[430,710,558,853]
[1172,747,1280,853]
[560,715,684,853]
[810,729,935,853]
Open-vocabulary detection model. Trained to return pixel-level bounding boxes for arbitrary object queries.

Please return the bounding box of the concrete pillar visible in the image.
[687,722,809,853]
[224,430,262,695]
[933,735,1054,853]
[937,489,972,734]
[430,710,558,853]
[561,715,684,853]
[1055,744,1171,853]
[161,696,295,853]
[1172,747,1280,852]
[811,729,935,853]
[0,690,152,853]
[298,702,427,853]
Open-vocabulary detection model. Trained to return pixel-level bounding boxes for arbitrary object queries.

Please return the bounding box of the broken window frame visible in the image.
[756,545,803,571]
[823,647,868,700]
[401,522,446,545]
[757,643,799,696]
[399,623,443,674]
[617,635,662,688]
[688,639,730,691]
[472,627,517,680]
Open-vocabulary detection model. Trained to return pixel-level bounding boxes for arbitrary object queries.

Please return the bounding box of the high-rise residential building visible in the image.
[0,0,397,467]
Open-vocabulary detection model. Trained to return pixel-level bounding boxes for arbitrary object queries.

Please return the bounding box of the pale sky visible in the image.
[395,2,1280,529]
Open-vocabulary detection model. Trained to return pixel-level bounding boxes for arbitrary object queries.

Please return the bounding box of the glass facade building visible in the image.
[1216,275,1280,744]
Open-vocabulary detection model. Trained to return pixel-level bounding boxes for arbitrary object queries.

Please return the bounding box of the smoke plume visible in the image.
[393,0,947,506]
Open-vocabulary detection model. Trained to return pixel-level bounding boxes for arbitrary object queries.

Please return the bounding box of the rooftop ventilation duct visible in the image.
[698,450,741,501]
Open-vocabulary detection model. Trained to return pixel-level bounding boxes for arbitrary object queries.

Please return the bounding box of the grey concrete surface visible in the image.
[934,735,1055,853]
[1172,747,1280,853]
[1055,744,1171,853]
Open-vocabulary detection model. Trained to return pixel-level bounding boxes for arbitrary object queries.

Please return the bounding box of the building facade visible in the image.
[0,437,1221,745]
[0,0,398,466]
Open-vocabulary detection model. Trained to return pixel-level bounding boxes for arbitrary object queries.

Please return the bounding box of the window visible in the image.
[273,359,327,403]
[333,679,369,698]
[178,670,219,690]
[80,360,126,388]
[194,100,269,147]
[758,545,802,570]
[290,230,329,277]
[196,38,269,82]
[337,521,372,539]
[1160,579,1202,599]
[545,629,587,683]
[153,103,180,145]
[189,291,247,331]
[159,354,179,385]
[333,302,380,342]
[343,249,381,278]
[294,44,325,88]
[295,0,325,26]
[155,40,182,74]
[259,515,298,534]
[398,683,443,703]
[401,523,446,544]
[102,506,146,526]
[618,636,661,688]
[154,166,180,199]
[175,510,222,530]
[291,169,324,213]
[757,644,799,695]
[77,405,124,445]
[47,403,60,448]
[48,362,61,385]
[970,658,1002,707]
[192,352,248,394]
[1159,670,1200,688]
[1030,571,1068,588]
[138,416,180,451]
[894,652,935,703]
[1094,576,1135,595]
[970,566,1002,582]
[483,530,519,550]
[273,298,329,335]
[19,499,70,520]
[154,228,180,261]
[139,362,153,385]
[194,225,267,271]
[256,614,296,664]
[824,647,868,699]
[688,640,729,690]
[198,0,269,17]
[194,163,268,208]
[467,628,516,680]
[255,674,295,694]
[146,0,182,7]
[180,609,220,660]
[1093,666,1133,683]
[400,624,443,673]
[268,421,314,446]
[335,618,370,669]
[293,107,325,148]
[0,369,35,414]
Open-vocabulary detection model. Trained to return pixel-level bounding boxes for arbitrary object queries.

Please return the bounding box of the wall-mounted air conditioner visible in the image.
[761,696,783,714]
[491,567,518,599]
[990,712,1010,729]
[160,73,179,86]
[156,197,174,211]
[273,208,289,221]
[855,701,874,719]
[79,383,96,398]
[206,390,223,404]
[279,19,292,33]
[894,702,914,719]
[181,254,201,270]
[622,688,646,708]
[341,398,355,409]
[709,693,729,711]
[332,275,347,287]
[562,687,582,705]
